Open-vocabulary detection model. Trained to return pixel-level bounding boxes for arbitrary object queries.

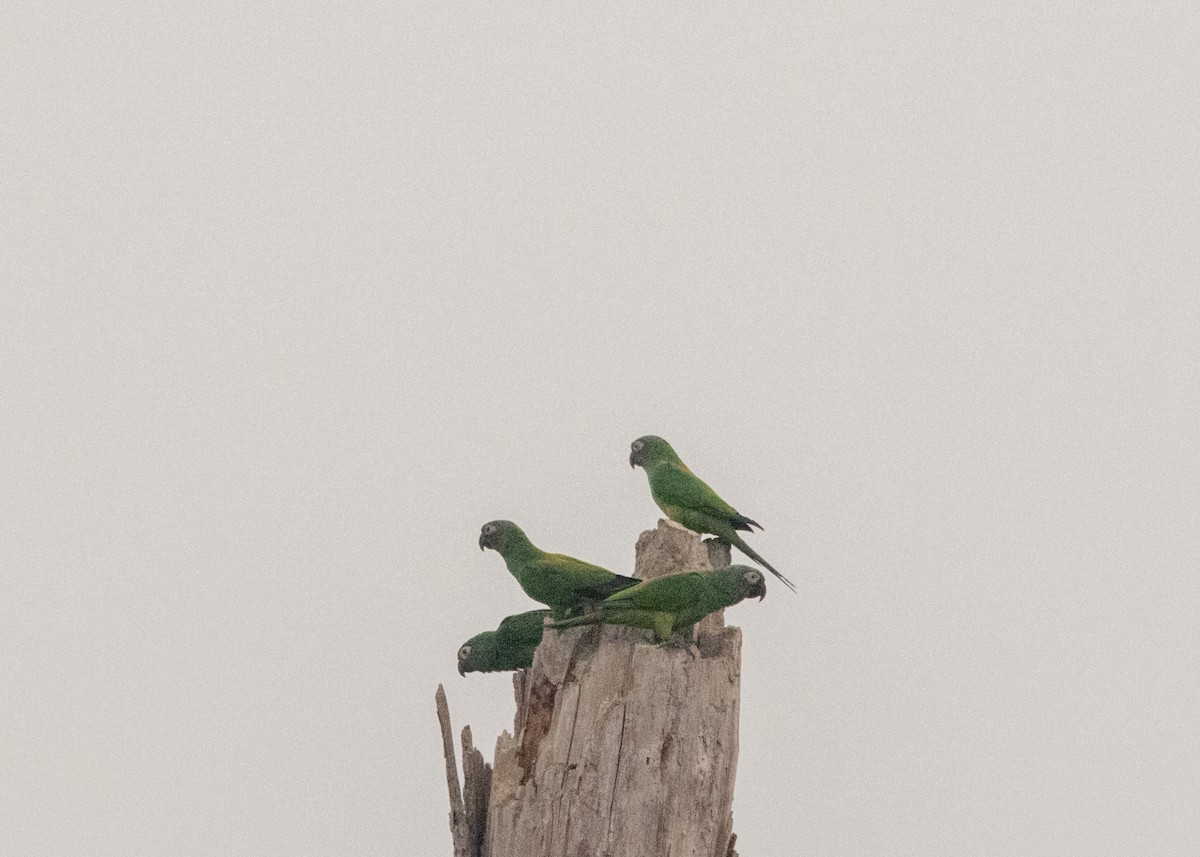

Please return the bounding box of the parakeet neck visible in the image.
[647,455,688,475]
[500,533,540,563]
[706,572,741,603]
[644,458,674,478]
[476,633,499,662]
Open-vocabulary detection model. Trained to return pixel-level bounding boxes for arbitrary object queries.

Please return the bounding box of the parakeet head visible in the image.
[456,631,498,676]
[727,564,767,601]
[629,435,679,469]
[478,520,525,554]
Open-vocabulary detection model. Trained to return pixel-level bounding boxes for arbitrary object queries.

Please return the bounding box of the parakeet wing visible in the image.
[653,463,740,520]
[535,553,640,598]
[604,571,721,613]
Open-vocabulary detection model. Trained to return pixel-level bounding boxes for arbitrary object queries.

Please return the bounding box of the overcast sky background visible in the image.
[3,5,1199,856]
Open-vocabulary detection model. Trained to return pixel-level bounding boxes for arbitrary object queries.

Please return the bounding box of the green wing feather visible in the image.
[651,463,740,521]
[549,567,763,639]
[603,571,720,613]
[537,552,628,584]
[534,552,640,599]
[509,551,640,611]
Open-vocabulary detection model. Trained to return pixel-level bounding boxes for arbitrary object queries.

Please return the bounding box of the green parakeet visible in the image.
[629,435,796,592]
[457,609,550,675]
[479,520,640,615]
[549,564,767,642]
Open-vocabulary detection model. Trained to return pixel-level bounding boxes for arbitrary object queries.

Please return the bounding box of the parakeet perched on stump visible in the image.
[479,520,640,615]
[629,435,796,592]
[457,609,550,675]
[549,564,767,642]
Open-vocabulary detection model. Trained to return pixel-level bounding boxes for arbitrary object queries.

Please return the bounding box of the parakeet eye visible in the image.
[458,645,471,660]
[631,440,644,452]
[743,570,762,584]
[482,524,495,535]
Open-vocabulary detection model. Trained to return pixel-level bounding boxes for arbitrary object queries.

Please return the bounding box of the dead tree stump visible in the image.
[437,521,742,857]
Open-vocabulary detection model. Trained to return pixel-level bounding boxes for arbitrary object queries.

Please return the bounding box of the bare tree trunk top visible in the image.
[486,521,742,857]
[437,520,745,857]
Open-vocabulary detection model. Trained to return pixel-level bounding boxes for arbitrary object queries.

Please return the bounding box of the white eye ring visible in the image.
[744,571,761,583]
[632,440,644,451]
[458,645,471,659]
[483,525,494,535]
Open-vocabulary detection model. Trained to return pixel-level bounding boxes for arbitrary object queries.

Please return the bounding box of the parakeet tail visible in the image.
[728,533,797,592]
[730,514,762,532]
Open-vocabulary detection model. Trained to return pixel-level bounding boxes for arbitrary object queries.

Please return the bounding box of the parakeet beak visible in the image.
[478,533,487,550]
[629,451,637,469]
[457,661,466,676]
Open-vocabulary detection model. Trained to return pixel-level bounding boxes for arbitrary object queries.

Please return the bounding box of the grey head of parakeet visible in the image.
[629,435,676,469]
[478,519,521,552]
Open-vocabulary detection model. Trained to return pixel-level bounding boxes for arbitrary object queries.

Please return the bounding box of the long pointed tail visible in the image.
[728,533,797,592]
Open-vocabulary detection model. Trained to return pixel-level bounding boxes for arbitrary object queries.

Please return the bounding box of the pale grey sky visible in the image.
[3,4,1198,856]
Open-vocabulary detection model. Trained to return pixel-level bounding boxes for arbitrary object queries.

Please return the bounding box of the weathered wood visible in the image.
[435,684,470,857]
[461,726,491,857]
[484,520,743,857]
[511,670,528,737]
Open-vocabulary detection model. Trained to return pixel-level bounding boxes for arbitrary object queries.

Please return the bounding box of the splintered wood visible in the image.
[461,726,490,856]
[434,685,469,857]
[436,686,492,857]
[439,521,742,857]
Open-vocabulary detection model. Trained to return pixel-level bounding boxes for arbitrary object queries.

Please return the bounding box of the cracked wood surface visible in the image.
[485,521,742,857]
[437,686,492,857]
[462,726,491,857]
[435,685,470,857]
